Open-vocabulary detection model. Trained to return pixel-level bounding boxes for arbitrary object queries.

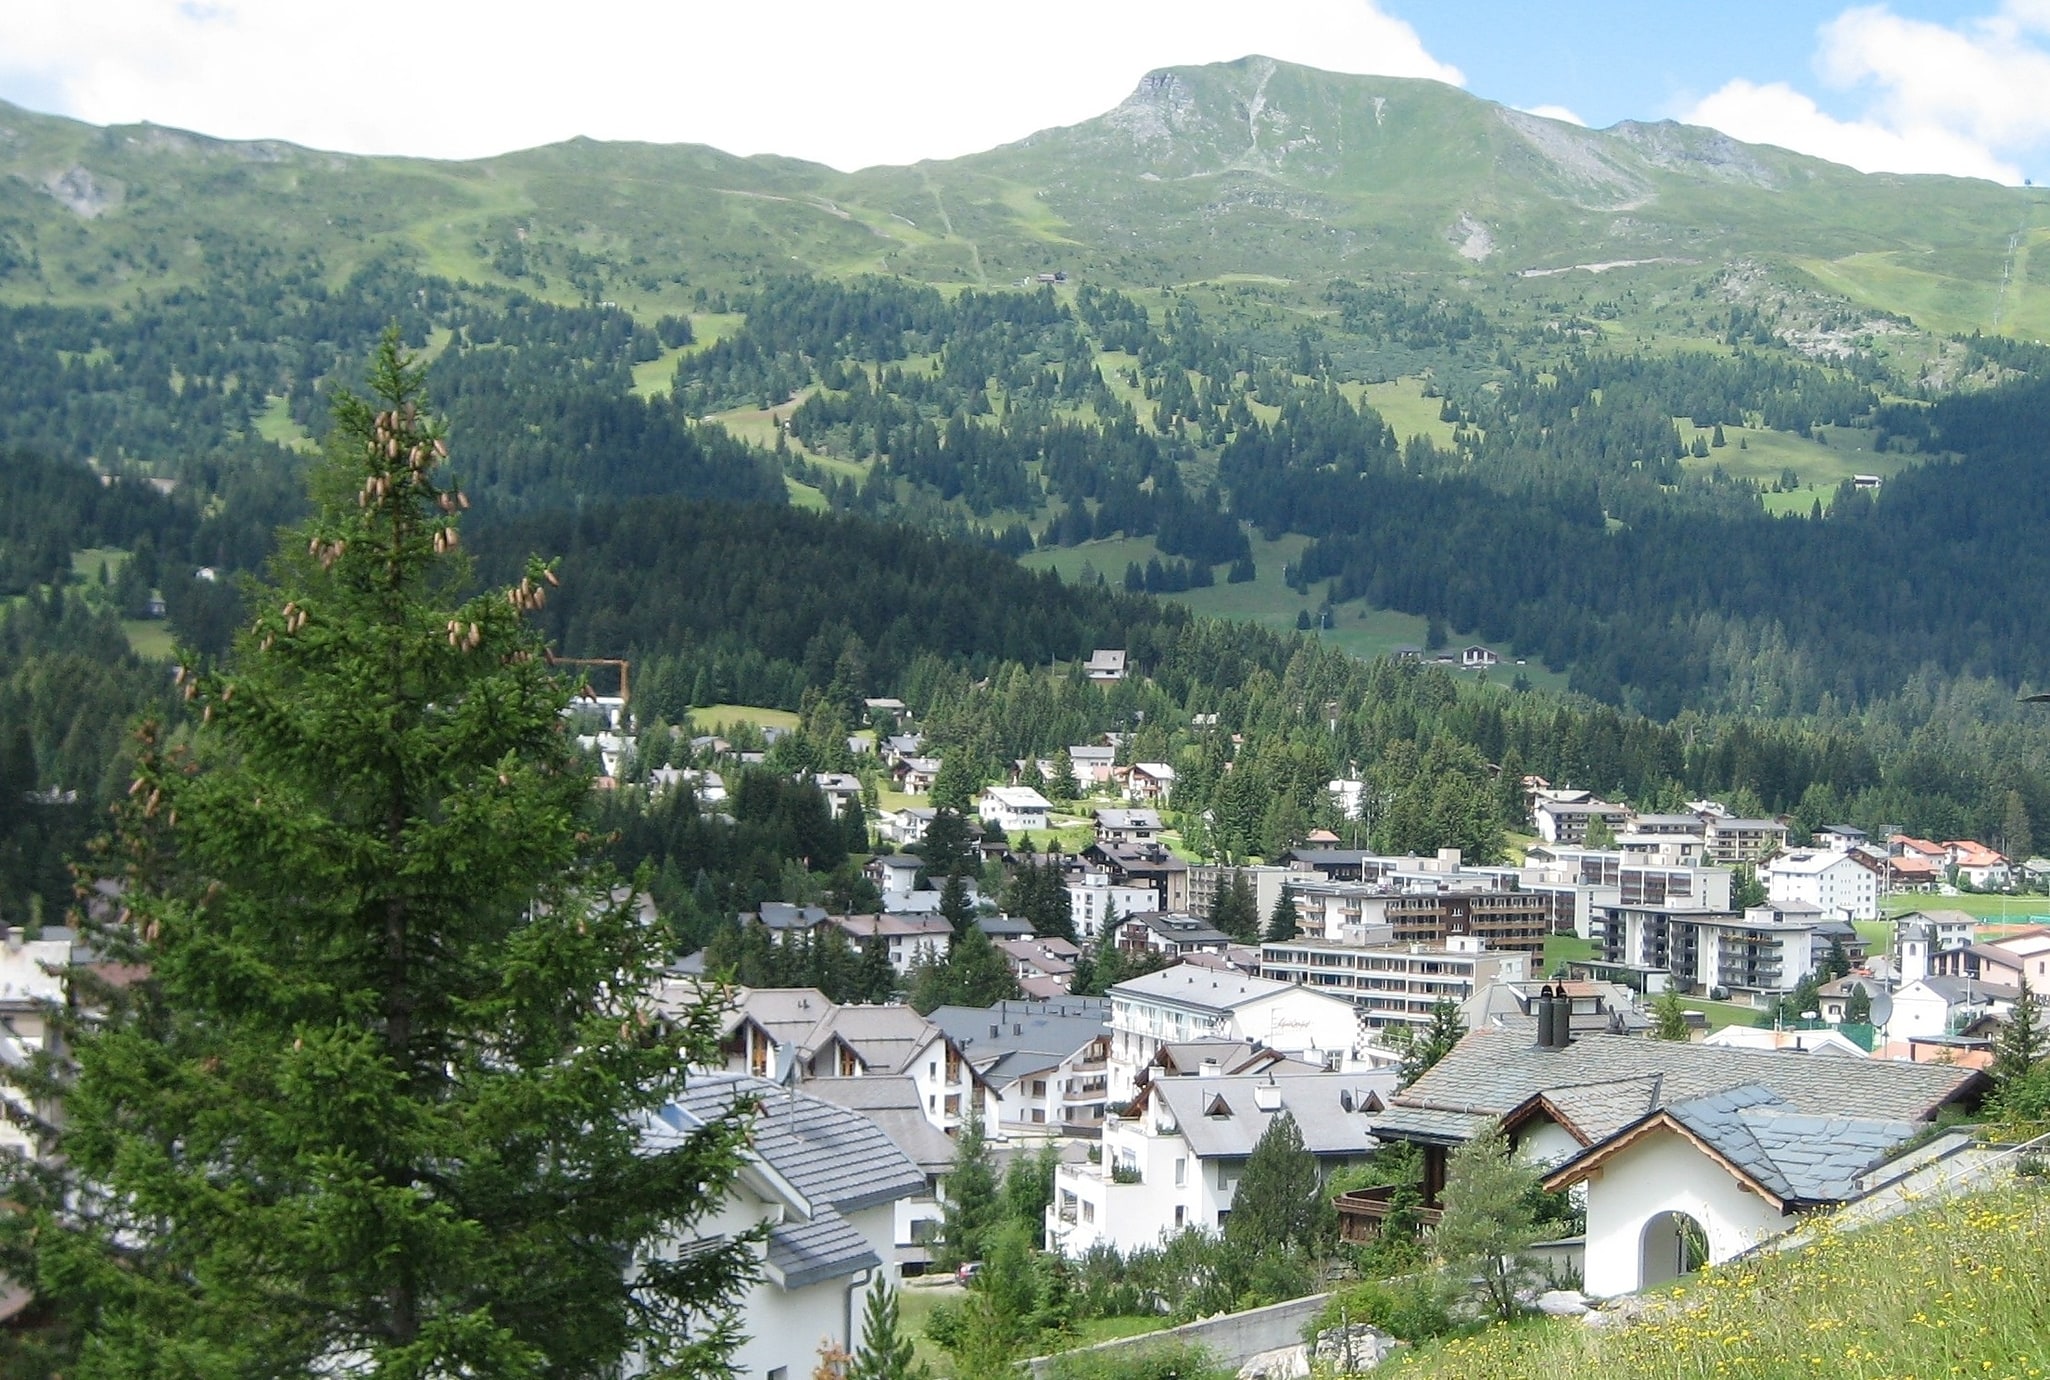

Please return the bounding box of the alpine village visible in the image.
[4,25,2050,1380]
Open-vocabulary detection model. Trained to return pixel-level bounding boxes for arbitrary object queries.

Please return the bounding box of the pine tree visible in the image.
[0,335,757,1375]
[937,1109,1001,1269]
[939,869,975,937]
[1432,1123,1542,1323]
[1396,1000,1467,1088]
[1264,888,1299,943]
[857,933,899,1004]
[1223,1110,1334,1257]
[1843,984,1873,1024]
[1210,868,1259,942]
[847,1281,925,1380]
[1652,986,1691,1041]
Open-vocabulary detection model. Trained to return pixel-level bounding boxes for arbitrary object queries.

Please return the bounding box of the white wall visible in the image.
[1579,1128,1788,1297]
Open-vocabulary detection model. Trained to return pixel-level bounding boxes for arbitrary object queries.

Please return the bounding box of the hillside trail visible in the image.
[1993,201,2032,330]
[921,171,986,287]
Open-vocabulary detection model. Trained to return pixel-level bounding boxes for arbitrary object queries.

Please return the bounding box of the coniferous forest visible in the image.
[0,251,2047,922]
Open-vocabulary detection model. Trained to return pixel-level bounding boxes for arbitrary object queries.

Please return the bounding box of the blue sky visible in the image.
[1,1,2045,183]
[1390,1,1982,131]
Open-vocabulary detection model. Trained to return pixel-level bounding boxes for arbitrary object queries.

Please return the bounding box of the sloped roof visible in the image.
[722,987,834,1044]
[809,1004,942,1074]
[802,1075,958,1173]
[927,999,1110,1064]
[668,1072,925,1215]
[1545,1083,1919,1208]
[1144,1071,1395,1160]
[765,1209,882,1291]
[1523,1075,1668,1143]
[1390,1030,1983,1132]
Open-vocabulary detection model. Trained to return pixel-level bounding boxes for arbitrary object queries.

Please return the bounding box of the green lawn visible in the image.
[1022,531,1570,690]
[1541,933,1596,972]
[71,546,129,583]
[1680,996,1769,1030]
[687,704,802,734]
[1883,892,2050,923]
[252,394,317,450]
[121,619,177,660]
[1357,377,1459,448]
[1677,419,1913,516]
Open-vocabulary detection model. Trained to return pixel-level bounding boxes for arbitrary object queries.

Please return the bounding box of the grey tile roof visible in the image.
[1363,1106,1495,1145]
[1147,1071,1396,1160]
[1397,1030,1982,1127]
[1540,1075,1667,1142]
[766,1208,881,1291]
[1661,1083,1918,1205]
[801,1075,959,1173]
[668,1072,926,1215]
[927,1000,1109,1069]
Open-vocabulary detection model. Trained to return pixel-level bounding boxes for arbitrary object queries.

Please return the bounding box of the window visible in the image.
[770,1369,787,1380]
[1174,1205,1186,1227]
[1032,1079,1047,1097]
[1174,1157,1187,1187]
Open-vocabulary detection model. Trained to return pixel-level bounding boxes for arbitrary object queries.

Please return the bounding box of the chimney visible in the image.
[1534,984,1564,1050]
[1253,1078,1282,1112]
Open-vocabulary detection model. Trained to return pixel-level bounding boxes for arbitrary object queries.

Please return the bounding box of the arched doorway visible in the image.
[1639,1210,1709,1289]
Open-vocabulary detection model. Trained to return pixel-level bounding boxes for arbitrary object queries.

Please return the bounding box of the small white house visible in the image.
[1085,649,1128,682]
[647,1075,925,1378]
[1105,965,1360,1101]
[1765,850,1878,921]
[1048,1069,1395,1256]
[1121,763,1177,804]
[977,785,1051,834]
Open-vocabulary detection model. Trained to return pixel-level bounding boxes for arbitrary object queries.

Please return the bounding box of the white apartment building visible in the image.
[1066,869,1161,941]
[1047,1069,1394,1256]
[1257,936,1530,1036]
[1766,850,1878,921]
[1105,967,1360,1102]
[977,785,1051,833]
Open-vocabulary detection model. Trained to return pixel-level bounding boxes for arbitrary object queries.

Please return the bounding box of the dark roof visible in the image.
[668,1072,925,1215]
[927,1000,1110,1065]
[1546,1082,1919,1208]
[1385,1030,1984,1137]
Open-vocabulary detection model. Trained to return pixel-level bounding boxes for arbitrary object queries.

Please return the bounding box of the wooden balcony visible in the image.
[1334,1184,1442,1243]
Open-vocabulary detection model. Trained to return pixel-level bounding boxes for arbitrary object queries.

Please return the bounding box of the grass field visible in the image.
[1022,532,1569,689]
[1394,1183,2050,1380]
[1883,892,2050,923]
[1675,420,1913,516]
[121,619,177,660]
[1357,377,1459,448]
[687,704,802,734]
[251,395,317,451]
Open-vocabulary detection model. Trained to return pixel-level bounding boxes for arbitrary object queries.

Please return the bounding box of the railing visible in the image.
[1333,1184,1442,1242]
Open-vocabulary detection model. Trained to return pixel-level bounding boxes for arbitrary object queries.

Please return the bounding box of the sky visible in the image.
[0,1,2046,185]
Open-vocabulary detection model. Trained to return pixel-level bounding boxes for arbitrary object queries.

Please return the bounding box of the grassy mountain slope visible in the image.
[3,58,2045,334]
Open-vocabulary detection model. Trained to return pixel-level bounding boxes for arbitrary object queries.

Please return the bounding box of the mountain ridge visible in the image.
[0,58,2044,336]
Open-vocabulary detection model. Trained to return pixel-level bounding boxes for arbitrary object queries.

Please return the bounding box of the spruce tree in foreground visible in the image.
[0,336,757,1377]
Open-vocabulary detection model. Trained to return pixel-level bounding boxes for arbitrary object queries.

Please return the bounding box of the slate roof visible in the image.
[1143,1071,1396,1160]
[1548,1082,1921,1207]
[1386,1030,1983,1136]
[927,1000,1110,1072]
[801,1075,959,1173]
[1109,965,1304,1013]
[668,1072,925,1214]
[653,1072,924,1292]
[1536,1075,1668,1142]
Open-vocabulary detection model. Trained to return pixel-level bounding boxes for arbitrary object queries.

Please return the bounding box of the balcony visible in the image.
[1334,1184,1443,1243]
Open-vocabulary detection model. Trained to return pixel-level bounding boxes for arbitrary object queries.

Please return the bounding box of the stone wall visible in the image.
[1022,1293,1332,1377]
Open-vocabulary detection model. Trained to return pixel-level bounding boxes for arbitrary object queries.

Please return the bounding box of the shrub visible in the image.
[1316,1275,1458,1343]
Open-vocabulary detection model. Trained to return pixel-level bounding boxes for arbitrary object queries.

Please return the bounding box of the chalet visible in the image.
[891,756,941,795]
[1362,1026,1984,1297]
[1944,841,2011,890]
[1110,911,1234,960]
[877,806,937,847]
[827,912,954,973]
[799,1076,957,1274]
[1084,841,1190,913]
[1084,649,1128,682]
[1067,745,1117,788]
[1461,645,1501,670]
[650,1075,925,1378]
[1095,809,1163,846]
[1120,762,1177,804]
[1048,1069,1396,1256]
[977,785,1051,833]
[995,936,1083,997]
[1813,823,1868,850]
[812,772,864,819]
[928,998,1113,1133]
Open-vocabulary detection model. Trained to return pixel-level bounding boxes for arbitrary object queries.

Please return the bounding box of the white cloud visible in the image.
[1681,2,2050,184]
[0,1,1463,169]
[1520,104,1587,127]
[1684,78,2023,182]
